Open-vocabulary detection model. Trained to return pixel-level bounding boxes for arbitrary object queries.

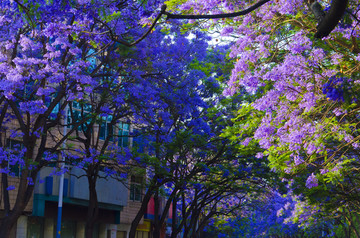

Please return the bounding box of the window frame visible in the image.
[67,101,92,131]
[99,115,114,142]
[129,175,142,202]
[118,122,130,148]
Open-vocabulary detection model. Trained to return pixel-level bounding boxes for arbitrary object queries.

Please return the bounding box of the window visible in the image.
[7,139,23,150]
[132,129,146,153]
[53,220,76,238]
[99,116,114,141]
[50,101,60,119]
[136,231,149,238]
[117,231,126,238]
[132,130,156,155]
[118,122,129,148]
[87,49,97,70]
[27,217,44,238]
[45,94,60,120]
[130,175,142,201]
[67,101,92,131]
[135,231,149,238]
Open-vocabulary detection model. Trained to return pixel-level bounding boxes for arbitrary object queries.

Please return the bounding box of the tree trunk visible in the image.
[189,209,199,238]
[182,193,190,238]
[1,172,10,215]
[0,170,34,238]
[0,213,20,238]
[313,0,349,38]
[153,190,160,238]
[129,187,154,238]
[85,174,99,238]
[170,195,181,238]
[171,192,189,238]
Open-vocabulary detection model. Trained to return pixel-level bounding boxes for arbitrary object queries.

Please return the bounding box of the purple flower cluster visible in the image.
[305,173,318,189]
[322,76,345,102]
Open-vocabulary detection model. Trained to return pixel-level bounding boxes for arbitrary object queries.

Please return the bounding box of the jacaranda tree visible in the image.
[0,0,165,236]
[161,0,360,236]
[124,30,227,238]
[68,24,220,238]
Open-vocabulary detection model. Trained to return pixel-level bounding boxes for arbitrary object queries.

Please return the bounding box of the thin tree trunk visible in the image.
[182,193,190,238]
[1,170,10,215]
[0,105,10,216]
[153,189,160,238]
[129,185,155,238]
[189,208,199,238]
[170,196,178,238]
[0,169,34,238]
[85,172,99,238]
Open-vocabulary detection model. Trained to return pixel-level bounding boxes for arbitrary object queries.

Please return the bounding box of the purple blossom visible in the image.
[221,27,234,36]
[305,173,318,189]
[320,168,329,174]
[294,155,304,166]
[299,92,316,112]
[27,177,34,186]
[289,30,312,54]
[322,76,346,101]
[19,100,47,114]
[305,143,317,155]
[241,137,252,146]
[6,185,15,191]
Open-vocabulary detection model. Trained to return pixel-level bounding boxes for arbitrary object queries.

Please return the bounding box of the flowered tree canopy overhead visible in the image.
[165,0,360,195]
[1,0,360,237]
[162,0,360,236]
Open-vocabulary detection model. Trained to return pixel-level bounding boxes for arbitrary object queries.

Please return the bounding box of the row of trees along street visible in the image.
[0,0,360,237]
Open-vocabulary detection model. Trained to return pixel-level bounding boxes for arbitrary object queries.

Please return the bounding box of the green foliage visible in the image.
[222,103,264,156]
[103,11,122,23]
[164,0,189,11]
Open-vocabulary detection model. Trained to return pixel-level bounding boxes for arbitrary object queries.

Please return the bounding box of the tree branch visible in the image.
[163,0,348,39]
[164,0,271,20]
[13,0,35,28]
[104,5,167,47]
[308,0,349,38]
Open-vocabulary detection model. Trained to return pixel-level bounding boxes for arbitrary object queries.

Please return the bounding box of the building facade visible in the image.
[0,166,154,238]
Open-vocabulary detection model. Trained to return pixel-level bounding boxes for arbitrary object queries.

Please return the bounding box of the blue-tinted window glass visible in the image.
[118,122,130,148]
